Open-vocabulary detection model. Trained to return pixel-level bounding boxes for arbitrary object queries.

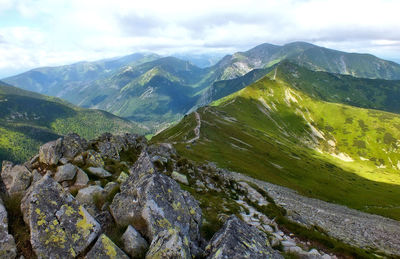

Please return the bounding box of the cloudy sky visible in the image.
[0,0,399,77]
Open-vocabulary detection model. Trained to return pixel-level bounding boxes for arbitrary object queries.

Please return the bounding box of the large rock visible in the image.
[90,133,146,161]
[146,229,190,259]
[21,174,101,258]
[1,161,31,196]
[110,151,202,257]
[85,234,129,259]
[121,225,149,258]
[205,215,283,259]
[62,133,88,160]
[54,164,77,183]
[0,198,17,259]
[87,167,112,178]
[39,138,63,165]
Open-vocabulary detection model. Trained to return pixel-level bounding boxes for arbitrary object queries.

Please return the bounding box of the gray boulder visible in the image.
[146,229,190,259]
[54,164,77,183]
[74,168,89,186]
[87,167,112,178]
[1,161,31,196]
[0,198,17,259]
[62,133,87,160]
[21,174,100,258]
[122,225,149,258]
[205,215,283,259]
[110,151,202,257]
[39,138,63,165]
[85,234,129,259]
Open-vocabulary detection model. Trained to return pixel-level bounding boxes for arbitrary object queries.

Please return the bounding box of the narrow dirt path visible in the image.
[187,111,201,143]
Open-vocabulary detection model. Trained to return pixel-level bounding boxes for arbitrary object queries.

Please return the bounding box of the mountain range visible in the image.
[154,61,400,221]
[4,42,400,132]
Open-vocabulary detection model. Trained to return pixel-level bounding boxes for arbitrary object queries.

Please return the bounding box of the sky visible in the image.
[0,0,399,78]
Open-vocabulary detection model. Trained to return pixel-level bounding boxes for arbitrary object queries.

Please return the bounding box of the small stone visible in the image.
[72,155,84,166]
[104,182,119,195]
[281,240,297,247]
[74,168,89,186]
[54,164,77,182]
[31,170,42,183]
[87,167,112,178]
[171,171,189,185]
[85,234,129,259]
[76,185,106,207]
[117,172,128,184]
[85,150,104,167]
[121,225,149,258]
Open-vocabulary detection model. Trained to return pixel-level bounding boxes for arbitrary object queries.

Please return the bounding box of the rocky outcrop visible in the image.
[110,151,203,257]
[0,197,17,259]
[21,174,101,258]
[1,161,31,196]
[85,234,129,259]
[205,215,283,259]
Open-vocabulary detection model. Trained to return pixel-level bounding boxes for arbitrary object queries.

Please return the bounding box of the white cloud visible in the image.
[0,0,400,77]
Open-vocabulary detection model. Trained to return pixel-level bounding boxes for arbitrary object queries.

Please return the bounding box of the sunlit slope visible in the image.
[154,73,400,220]
[0,82,145,163]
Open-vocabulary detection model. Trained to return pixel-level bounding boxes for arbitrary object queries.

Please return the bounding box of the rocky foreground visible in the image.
[0,133,397,258]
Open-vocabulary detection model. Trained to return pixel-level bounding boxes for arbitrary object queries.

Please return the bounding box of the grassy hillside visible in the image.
[154,72,400,220]
[0,82,146,163]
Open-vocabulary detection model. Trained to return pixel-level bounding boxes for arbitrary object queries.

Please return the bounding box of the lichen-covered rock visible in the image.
[146,229,190,259]
[122,225,149,258]
[74,168,89,186]
[0,197,17,259]
[21,174,100,258]
[62,133,88,160]
[205,215,283,259]
[171,171,189,185]
[54,164,77,183]
[90,133,146,161]
[39,138,63,165]
[110,151,202,257]
[1,161,31,196]
[87,167,112,178]
[85,234,129,259]
[104,182,119,195]
[85,150,104,167]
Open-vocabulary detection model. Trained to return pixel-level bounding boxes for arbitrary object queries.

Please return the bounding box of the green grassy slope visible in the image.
[154,73,400,220]
[0,82,146,163]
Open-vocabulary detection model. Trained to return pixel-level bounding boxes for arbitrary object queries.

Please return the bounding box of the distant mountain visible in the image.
[0,81,146,163]
[4,42,400,132]
[213,42,400,80]
[171,53,226,68]
[154,66,400,221]
[2,53,160,97]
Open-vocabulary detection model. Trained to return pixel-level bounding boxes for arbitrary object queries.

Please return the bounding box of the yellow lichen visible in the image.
[76,206,94,237]
[101,235,117,257]
[189,208,196,215]
[63,205,75,216]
